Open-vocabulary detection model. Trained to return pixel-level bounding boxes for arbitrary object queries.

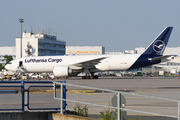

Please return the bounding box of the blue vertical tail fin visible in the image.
[142,27,173,55]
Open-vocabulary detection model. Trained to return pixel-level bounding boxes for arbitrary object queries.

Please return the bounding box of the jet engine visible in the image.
[53,66,72,77]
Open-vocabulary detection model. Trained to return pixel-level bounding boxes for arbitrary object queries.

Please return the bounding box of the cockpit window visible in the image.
[8,62,12,64]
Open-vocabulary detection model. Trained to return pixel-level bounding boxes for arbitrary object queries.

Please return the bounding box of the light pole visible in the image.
[19,18,24,58]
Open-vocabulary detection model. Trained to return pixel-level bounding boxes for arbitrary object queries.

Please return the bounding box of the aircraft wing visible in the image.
[148,55,174,61]
[69,57,107,70]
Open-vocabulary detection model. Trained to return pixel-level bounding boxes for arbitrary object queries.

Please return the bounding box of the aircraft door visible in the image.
[19,61,23,67]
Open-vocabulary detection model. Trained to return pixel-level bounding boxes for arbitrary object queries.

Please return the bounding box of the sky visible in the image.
[0,0,179,52]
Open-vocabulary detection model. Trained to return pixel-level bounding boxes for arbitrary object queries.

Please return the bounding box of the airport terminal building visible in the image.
[16,31,66,59]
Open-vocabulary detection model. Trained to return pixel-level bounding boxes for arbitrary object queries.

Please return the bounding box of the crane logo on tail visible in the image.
[153,40,165,53]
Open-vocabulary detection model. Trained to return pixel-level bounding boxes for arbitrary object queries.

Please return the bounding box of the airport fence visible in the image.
[0,80,66,111]
[53,81,180,120]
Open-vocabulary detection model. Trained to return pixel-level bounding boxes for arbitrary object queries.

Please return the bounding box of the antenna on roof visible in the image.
[27,25,28,33]
[48,28,50,34]
[53,29,55,36]
[43,29,45,34]
[31,26,33,33]
[24,27,26,33]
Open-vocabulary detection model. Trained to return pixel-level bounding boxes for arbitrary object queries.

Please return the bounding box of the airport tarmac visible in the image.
[1,76,180,120]
[65,76,180,120]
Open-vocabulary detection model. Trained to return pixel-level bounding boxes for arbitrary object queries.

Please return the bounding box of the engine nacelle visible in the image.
[53,66,72,77]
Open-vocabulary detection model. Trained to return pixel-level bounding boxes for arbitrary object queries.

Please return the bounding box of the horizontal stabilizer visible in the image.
[148,55,173,61]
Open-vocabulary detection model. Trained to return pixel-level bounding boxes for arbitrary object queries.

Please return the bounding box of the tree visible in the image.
[4,55,13,64]
[0,63,4,70]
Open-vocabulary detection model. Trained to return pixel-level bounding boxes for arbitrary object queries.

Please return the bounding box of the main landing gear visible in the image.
[81,70,99,79]
[81,75,98,79]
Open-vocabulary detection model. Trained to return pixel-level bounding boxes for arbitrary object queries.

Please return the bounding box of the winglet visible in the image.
[142,27,173,55]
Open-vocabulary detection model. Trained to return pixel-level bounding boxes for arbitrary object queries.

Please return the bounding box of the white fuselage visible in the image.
[5,54,141,73]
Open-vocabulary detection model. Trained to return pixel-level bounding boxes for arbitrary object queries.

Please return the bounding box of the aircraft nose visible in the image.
[5,64,9,70]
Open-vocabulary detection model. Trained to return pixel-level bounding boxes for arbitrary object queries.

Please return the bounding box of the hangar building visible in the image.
[0,47,16,65]
[66,46,105,55]
[135,47,180,56]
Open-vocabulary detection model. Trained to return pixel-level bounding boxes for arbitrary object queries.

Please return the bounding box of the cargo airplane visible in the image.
[5,27,173,79]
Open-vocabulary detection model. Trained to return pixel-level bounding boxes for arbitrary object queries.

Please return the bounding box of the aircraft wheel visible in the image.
[94,75,98,79]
